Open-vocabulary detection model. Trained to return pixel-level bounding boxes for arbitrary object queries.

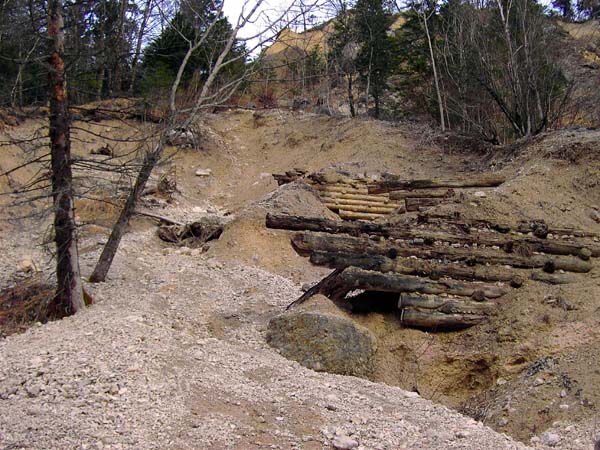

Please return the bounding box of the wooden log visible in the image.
[516,221,600,238]
[398,295,494,315]
[530,272,577,285]
[312,184,370,195]
[285,269,345,310]
[389,189,454,199]
[421,213,599,238]
[308,172,372,186]
[272,169,307,185]
[266,213,386,235]
[418,213,513,233]
[319,196,399,207]
[337,267,507,299]
[337,210,388,221]
[405,198,445,211]
[134,210,183,226]
[324,203,398,214]
[267,214,599,258]
[368,174,505,194]
[316,191,392,202]
[309,251,525,287]
[321,198,399,208]
[400,308,487,330]
[291,232,592,273]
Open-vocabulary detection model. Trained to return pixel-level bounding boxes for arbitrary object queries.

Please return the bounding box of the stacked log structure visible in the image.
[271,170,507,220]
[267,212,599,331]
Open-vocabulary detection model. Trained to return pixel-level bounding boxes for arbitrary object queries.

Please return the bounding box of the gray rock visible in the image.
[332,435,359,449]
[266,311,377,377]
[26,385,41,398]
[540,432,560,447]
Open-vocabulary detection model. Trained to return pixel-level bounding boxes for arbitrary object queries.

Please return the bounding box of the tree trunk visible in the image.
[89,140,164,282]
[129,0,152,94]
[47,0,85,314]
[420,6,445,132]
[347,73,355,117]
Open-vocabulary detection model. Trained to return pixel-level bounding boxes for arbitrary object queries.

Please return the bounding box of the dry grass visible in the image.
[0,277,57,337]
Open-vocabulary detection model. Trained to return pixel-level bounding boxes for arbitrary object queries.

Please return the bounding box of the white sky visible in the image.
[223,0,295,38]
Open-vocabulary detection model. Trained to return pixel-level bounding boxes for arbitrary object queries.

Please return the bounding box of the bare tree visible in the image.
[90,0,313,282]
[414,1,445,131]
[47,0,85,313]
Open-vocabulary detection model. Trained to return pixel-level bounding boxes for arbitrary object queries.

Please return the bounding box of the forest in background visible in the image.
[1,0,599,143]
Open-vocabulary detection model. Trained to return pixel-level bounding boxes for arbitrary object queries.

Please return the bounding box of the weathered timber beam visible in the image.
[320,196,400,208]
[290,232,592,273]
[400,308,487,330]
[530,272,578,285]
[368,174,505,194]
[316,191,391,202]
[421,213,599,238]
[286,269,345,310]
[134,210,184,226]
[389,189,454,199]
[312,184,370,195]
[337,210,388,221]
[323,203,398,214]
[337,267,507,299]
[398,295,495,315]
[309,251,524,287]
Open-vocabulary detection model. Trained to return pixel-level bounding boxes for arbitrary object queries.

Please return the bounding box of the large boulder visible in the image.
[266,311,377,377]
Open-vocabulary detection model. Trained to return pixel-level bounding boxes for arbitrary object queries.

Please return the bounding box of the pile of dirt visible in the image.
[209,181,337,281]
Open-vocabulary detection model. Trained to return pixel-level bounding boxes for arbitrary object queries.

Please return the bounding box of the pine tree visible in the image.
[353,0,394,118]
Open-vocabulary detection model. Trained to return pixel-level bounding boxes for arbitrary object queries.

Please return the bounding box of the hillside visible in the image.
[1,108,599,448]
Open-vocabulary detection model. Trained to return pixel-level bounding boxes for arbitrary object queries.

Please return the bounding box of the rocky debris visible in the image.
[332,435,359,449]
[157,215,225,247]
[167,127,197,148]
[591,209,600,223]
[540,432,561,447]
[266,311,377,377]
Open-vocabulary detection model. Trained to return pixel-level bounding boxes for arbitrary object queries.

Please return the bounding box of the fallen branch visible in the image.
[134,210,183,226]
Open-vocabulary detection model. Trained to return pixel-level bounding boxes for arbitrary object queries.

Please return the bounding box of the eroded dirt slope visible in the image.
[1,109,599,449]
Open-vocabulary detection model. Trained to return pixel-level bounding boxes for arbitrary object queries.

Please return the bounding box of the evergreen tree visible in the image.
[140,0,246,95]
[353,0,394,118]
[327,2,360,116]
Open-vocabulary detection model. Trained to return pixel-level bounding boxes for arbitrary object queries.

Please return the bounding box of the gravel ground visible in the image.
[0,221,534,450]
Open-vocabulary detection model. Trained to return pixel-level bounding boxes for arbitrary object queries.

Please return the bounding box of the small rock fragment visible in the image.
[498,418,509,427]
[540,432,560,447]
[195,168,212,177]
[332,436,359,449]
